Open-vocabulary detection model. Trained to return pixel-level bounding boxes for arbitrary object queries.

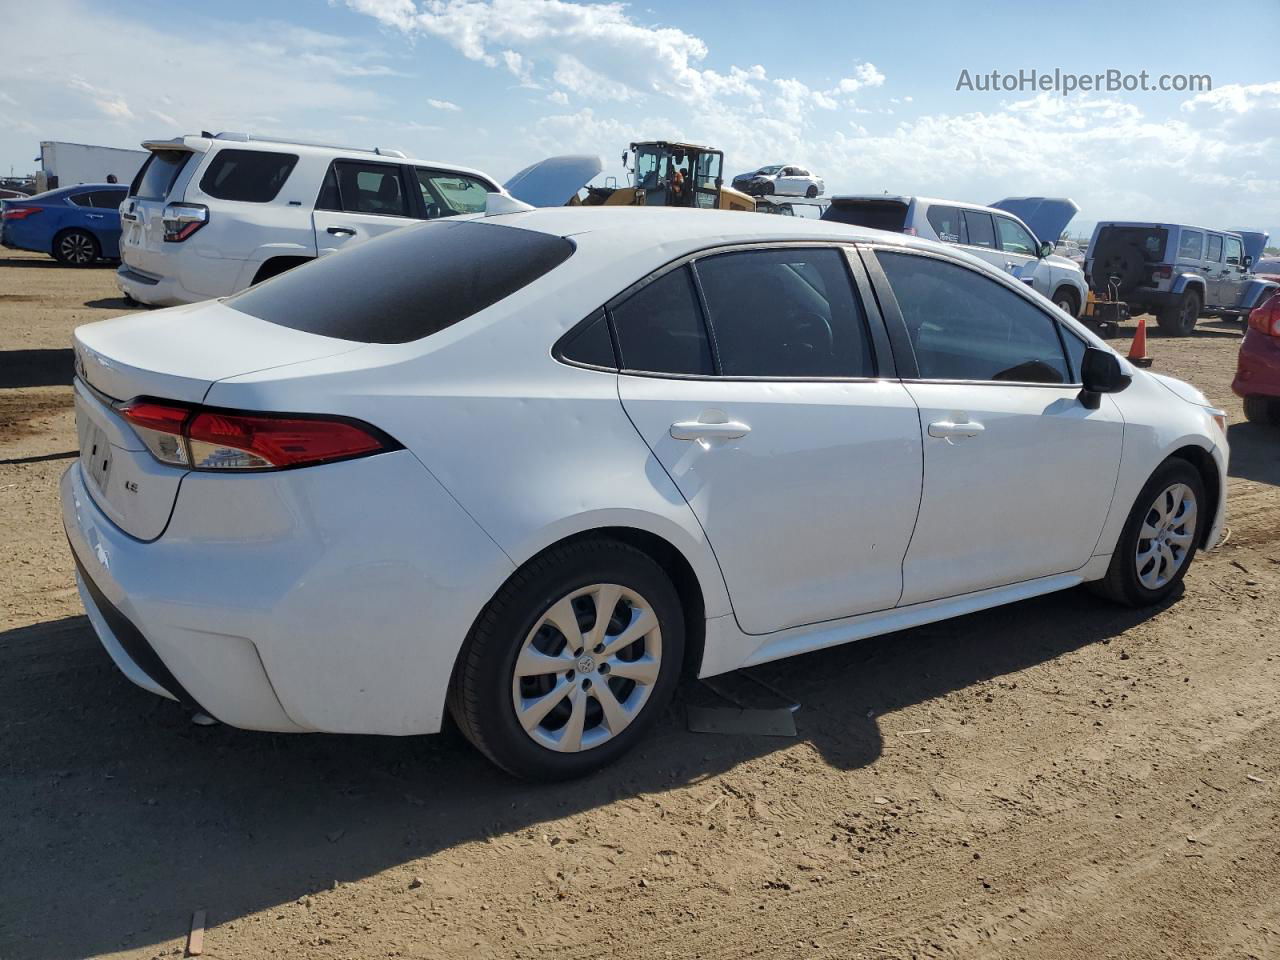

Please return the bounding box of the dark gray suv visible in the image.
[1085,222,1277,335]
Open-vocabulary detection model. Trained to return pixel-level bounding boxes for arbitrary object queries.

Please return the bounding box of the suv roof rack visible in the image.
[207,132,406,158]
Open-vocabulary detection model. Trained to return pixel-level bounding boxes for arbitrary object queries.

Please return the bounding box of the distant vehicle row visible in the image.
[0,183,128,264]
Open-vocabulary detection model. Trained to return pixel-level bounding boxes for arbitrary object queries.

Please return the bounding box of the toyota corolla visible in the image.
[62,205,1228,780]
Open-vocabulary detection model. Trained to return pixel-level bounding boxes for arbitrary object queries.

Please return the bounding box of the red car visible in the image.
[1233,291,1280,424]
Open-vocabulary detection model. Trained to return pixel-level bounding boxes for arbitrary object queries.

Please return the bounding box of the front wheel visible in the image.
[53,229,100,266]
[1090,459,1205,606]
[449,538,685,780]
[1053,287,1080,317]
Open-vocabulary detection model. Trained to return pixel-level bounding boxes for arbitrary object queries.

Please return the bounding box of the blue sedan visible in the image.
[1,182,128,265]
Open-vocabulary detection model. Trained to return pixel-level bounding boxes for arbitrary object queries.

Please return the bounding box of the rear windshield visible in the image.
[228,219,575,344]
[1093,226,1168,262]
[199,149,298,202]
[130,150,193,200]
[821,200,908,232]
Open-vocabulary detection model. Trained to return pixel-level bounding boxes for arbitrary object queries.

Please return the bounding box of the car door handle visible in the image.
[86,214,104,220]
[327,226,356,237]
[670,419,751,441]
[928,419,985,439]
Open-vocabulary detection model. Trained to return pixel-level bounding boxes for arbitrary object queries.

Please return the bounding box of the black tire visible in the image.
[805,185,819,199]
[1090,458,1205,607]
[448,538,685,781]
[1157,289,1200,336]
[763,182,775,196]
[1053,287,1080,317]
[1243,395,1280,426]
[52,229,99,266]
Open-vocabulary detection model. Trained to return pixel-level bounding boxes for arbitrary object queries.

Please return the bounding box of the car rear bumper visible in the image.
[1232,329,1280,399]
[61,448,514,736]
[116,253,247,306]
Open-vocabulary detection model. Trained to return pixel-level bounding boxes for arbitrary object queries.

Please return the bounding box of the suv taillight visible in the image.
[120,399,398,471]
[1152,265,1172,279]
[162,202,208,242]
[1248,294,1280,338]
[2,206,41,220]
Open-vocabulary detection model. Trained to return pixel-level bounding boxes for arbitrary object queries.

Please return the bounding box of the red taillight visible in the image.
[902,226,918,236]
[1248,293,1280,338]
[162,203,208,242]
[1152,265,1172,279]
[119,399,394,471]
[2,206,42,220]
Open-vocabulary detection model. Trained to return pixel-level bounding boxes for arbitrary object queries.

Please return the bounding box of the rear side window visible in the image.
[926,205,962,243]
[1206,235,1223,262]
[68,191,96,207]
[228,220,574,344]
[130,150,191,200]
[316,161,409,217]
[962,210,996,248]
[694,248,875,378]
[95,188,127,209]
[559,310,617,368]
[610,267,713,376]
[821,200,907,232]
[878,251,1069,384]
[1177,230,1203,260]
[199,150,298,202]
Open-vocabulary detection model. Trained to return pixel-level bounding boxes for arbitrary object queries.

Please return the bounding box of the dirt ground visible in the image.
[1,247,1277,960]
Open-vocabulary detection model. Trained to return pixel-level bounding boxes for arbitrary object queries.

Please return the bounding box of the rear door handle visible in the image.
[928,419,985,439]
[327,226,356,237]
[86,214,104,220]
[670,419,751,441]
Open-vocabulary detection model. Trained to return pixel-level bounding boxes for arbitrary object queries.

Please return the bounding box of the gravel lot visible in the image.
[1,248,1277,960]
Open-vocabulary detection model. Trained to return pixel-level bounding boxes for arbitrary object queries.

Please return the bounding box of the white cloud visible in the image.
[427,98,461,111]
[547,90,570,105]
[834,62,885,94]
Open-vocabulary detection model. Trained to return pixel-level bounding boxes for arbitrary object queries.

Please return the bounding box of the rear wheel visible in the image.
[449,538,685,780]
[53,229,99,266]
[1053,287,1080,317]
[1157,290,1200,336]
[1090,459,1204,606]
[1243,395,1280,426]
[805,184,819,199]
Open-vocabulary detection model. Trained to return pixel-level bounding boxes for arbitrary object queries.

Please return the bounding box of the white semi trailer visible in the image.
[37,141,148,192]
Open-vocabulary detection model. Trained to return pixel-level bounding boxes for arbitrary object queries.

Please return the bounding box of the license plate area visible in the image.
[84,423,112,492]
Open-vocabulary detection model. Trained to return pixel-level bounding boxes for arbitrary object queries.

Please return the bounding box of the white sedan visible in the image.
[63,205,1227,780]
[732,164,825,198]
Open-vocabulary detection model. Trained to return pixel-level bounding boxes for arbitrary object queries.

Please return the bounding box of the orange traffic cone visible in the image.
[1128,313,1153,367]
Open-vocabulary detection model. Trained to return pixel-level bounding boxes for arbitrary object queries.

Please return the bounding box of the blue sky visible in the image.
[3,0,1278,238]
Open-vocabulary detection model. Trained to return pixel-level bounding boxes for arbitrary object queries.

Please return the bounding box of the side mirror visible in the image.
[1079,347,1131,409]
[1243,255,1253,269]
[1039,240,1054,258]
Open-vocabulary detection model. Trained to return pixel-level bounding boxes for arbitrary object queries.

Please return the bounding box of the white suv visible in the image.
[823,195,1089,317]
[117,133,502,306]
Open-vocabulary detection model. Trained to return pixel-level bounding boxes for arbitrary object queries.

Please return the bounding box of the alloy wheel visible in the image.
[60,233,95,264]
[511,583,662,753]
[1134,482,1197,590]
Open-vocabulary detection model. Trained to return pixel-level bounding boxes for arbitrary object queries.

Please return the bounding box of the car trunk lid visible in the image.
[72,301,367,539]
[120,144,200,278]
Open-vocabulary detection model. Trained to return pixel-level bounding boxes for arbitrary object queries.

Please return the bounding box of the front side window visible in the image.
[610,267,712,376]
[1206,234,1224,262]
[996,217,1038,256]
[694,248,875,378]
[199,150,298,203]
[318,161,410,217]
[926,205,962,243]
[1225,237,1243,267]
[878,251,1070,384]
[1177,230,1204,260]
[94,188,127,209]
[963,210,996,248]
[416,169,493,217]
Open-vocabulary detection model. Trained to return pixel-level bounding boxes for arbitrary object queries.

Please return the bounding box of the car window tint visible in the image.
[610,266,713,376]
[95,189,127,209]
[130,150,191,200]
[331,161,409,217]
[416,169,493,218]
[68,192,96,207]
[1176,230,1203,260]
[559,310,617,368]
[695,248,874,377]
[878,251,1069,384]
[1060,328,1087,383]
[926,205,962,243]
[316,166,340,211]
[963,210,996,248]
[228,220,574,344]
[1206,235,1223,262]
[199,150,298,203]
[996,217,1038,256]
[1225,237,1242,266]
